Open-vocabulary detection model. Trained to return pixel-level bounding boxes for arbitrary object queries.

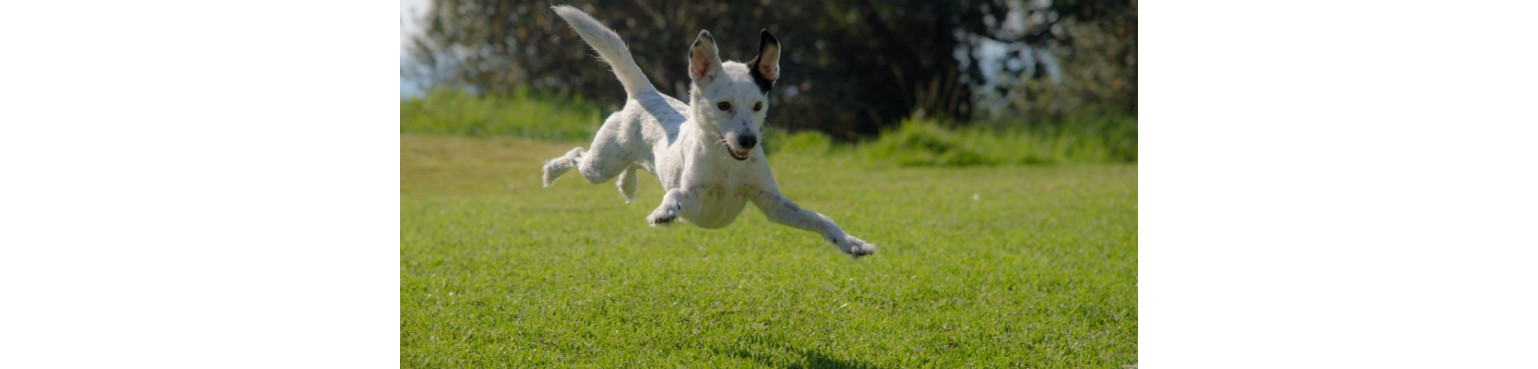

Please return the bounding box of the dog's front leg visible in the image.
[752,191,876,257]
[646,188,696,227]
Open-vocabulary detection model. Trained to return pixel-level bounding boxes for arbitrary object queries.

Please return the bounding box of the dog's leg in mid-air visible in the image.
[540,128,630,189]
[752,191,877,257]
[541,147,585,188]
[645,187,695,227]
[542,6,654,193]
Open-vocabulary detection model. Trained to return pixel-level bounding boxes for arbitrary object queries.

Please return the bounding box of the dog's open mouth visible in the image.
[718,132,751,160]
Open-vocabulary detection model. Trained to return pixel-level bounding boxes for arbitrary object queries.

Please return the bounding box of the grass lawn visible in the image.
[401,133,1138,367]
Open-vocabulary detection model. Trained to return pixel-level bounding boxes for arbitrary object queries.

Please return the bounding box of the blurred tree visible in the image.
[404,0,1136,139]
[959,0,1137,124]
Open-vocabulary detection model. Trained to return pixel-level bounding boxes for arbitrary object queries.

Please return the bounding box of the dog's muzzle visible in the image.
[730,134,756,160]
[737,134,757,150]
[722,132,755,160]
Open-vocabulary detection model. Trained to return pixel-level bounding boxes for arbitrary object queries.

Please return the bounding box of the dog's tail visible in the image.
[552,5,656,98]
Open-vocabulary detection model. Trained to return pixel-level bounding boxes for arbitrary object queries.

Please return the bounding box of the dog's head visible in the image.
[686,29,781,161]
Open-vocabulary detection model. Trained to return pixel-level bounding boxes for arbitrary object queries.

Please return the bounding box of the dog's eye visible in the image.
[717,102,731,111]
[753,102,763,111]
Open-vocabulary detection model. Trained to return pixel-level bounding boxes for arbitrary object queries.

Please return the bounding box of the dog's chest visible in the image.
[681,176,754,229]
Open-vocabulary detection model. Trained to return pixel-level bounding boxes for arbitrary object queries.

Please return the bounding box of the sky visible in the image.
[400,0,431,98]
[400,0,429,47]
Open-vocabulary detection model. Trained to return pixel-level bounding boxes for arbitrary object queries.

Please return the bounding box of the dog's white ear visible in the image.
[748,29,781,93]
[688,30,724,83]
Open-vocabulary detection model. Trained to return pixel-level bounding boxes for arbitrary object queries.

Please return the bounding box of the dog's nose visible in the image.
[738,134,757,149]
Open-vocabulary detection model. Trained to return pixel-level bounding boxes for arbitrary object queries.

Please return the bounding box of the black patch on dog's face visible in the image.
[748,60,774,93]
[747,29,780,94]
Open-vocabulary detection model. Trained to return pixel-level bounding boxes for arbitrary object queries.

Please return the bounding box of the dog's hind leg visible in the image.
[616,165,638,203]
[572,132,631,184]
[542,147,586,188]
[544,116,634,188]
[542,144,630,188]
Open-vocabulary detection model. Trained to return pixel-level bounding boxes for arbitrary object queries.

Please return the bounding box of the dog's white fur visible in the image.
[542,5,876,257]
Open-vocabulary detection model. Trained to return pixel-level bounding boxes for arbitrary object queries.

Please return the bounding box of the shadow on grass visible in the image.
[715,342,882,369]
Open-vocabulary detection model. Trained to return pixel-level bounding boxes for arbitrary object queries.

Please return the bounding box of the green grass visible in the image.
[401,133,1138,367]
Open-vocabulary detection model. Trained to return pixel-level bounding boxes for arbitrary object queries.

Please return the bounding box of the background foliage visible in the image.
[403,0,1137,140]
[400,87,1137,165]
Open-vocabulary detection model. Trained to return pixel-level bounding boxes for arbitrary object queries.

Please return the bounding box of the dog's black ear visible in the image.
[748,29,781,93]
[688,30,724,83]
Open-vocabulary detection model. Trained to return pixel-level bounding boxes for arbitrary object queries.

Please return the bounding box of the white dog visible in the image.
[542,5,876,257]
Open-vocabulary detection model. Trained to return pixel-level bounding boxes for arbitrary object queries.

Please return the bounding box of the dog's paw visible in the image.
[646,208,677,227]
[540,161,559,188]
[541,147,585,188]
[835,235,877,258]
